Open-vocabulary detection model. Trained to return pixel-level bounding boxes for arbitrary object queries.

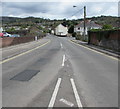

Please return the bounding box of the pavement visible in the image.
[1,35,119,108]
[71,39,120,59]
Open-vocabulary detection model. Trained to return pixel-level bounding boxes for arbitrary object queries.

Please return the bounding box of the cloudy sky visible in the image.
[1,0,119,19]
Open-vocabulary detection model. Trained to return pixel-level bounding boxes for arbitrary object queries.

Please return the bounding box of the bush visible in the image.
[75,33,88,42]
[75,34,82,40]
[68,25,74,33]
[102,24,113,29]
[6,28,15,33]
[72,32,76,37]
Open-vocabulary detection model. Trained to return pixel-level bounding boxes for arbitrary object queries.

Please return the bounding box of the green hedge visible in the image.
[90,28,119,32]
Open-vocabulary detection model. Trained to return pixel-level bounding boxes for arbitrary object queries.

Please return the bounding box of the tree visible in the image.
[68,25,74,33]
[102,24,113,29]
[72,32,76,37]
[6,27,15,33]
[35,20,39,24]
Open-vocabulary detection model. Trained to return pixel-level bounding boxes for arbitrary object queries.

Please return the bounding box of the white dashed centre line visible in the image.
[60,43,63,49]
[70,78,83,108]
[48,78,62,108]
[62,54,65,67]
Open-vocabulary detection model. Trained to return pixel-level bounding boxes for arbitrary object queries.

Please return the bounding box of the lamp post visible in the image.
[83,6,86,40]
[73,5,86,40]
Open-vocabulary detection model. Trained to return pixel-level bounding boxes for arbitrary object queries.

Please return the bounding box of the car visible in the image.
[3,32,11,37]
[11,34,20,37]
[0,33,4,37]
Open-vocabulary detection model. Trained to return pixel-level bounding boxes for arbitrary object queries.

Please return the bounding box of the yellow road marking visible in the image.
[70,40,118,61]
[0,40,51,64]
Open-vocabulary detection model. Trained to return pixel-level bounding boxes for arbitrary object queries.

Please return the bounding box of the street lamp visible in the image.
[73,5,77,8]
[73,5,86,40]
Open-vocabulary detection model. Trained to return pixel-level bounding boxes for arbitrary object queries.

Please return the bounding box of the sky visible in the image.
[1,0,119,19]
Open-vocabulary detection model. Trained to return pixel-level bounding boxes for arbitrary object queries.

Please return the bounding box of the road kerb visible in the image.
[0,40,51,64]
[70,40,118,61]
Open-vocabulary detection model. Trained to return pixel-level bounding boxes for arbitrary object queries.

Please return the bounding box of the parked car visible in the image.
[11,34,20,37]
[3,32,11,37]
[0,33,4,37]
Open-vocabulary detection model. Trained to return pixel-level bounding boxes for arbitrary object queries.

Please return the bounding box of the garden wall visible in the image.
[88,29,120,51]
[0,35,45,48]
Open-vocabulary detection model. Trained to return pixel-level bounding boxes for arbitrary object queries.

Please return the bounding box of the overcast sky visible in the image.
[1,1,119,19]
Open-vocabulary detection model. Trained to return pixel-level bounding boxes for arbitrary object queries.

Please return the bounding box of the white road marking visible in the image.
[70,78,83,108]
[59,98,74,107]
[48,78,62,108]
[62,54,65,66]
[60,43,63,49]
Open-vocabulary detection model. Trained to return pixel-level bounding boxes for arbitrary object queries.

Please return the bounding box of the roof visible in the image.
[75,20,102,28]
[56,24,67,28]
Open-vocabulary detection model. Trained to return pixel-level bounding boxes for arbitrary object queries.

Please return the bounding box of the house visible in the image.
[51,30,54,34]
[0,27,3,33]
[74,20,102,35]
[55,24,68,36]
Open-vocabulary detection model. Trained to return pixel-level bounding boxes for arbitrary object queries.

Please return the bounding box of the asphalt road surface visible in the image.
[1,35,118,108]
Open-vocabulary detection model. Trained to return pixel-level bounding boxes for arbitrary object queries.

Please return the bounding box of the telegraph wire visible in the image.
[65,7,84,19]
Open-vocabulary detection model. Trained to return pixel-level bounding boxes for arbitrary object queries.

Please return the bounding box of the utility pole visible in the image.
[73,5,86,40]
[83,6,86,40]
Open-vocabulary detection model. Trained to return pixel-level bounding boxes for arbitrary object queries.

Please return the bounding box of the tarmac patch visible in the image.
[10,70,40,81]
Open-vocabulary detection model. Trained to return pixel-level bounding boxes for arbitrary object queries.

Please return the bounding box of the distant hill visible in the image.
[1,16,22,24]
[89,16,119,28]
[1,16,49,26]
[1,15,119,28]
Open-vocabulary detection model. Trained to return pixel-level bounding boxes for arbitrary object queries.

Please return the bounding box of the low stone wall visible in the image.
[0,36,42,48]
[88,29,120,51]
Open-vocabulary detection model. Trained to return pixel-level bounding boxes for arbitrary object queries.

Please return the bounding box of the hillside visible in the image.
[90,16,119,27]
[1,16,119,33]
[1,16,119,27]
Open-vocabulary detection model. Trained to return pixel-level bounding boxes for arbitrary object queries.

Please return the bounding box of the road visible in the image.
[2,35,118,108]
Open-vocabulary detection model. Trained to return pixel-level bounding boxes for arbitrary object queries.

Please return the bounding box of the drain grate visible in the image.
[10,70,40,81]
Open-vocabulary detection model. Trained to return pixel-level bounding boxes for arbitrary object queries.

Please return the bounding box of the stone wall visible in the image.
[0,35,44,48]
[88,29,120,51]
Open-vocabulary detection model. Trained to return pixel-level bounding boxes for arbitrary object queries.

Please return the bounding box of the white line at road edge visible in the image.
[48,78,62,108]
[62,55,65,66]
[70,78,83,108]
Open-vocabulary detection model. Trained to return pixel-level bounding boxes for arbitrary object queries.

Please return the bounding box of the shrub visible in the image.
[102,24,113,29]
[68,25,74,33]
[72,32,76,37]
[75,34,82,40]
